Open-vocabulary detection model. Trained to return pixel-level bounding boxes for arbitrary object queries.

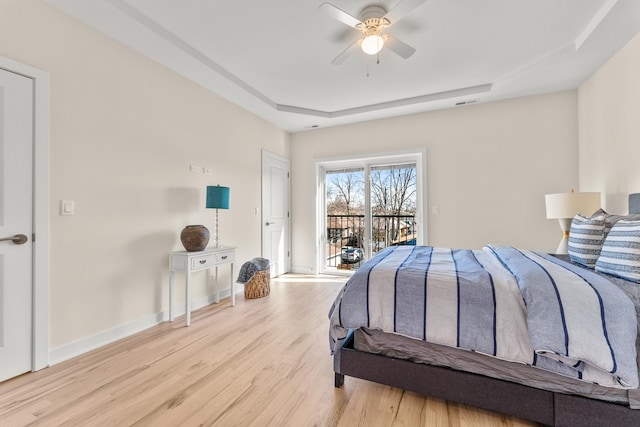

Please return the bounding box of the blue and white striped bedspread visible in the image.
[329,245,638,389]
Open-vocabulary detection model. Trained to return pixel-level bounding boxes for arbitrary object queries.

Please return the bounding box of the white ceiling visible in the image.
[48,0,640,132]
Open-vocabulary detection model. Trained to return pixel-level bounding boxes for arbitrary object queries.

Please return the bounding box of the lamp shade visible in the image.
[545,191,601,219]
[206,186,230,209]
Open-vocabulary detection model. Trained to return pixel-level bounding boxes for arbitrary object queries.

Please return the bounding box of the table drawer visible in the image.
[191,254,215,269]
[215,251,234,264]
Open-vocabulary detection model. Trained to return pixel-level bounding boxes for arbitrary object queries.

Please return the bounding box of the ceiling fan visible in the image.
[319,0,426,65]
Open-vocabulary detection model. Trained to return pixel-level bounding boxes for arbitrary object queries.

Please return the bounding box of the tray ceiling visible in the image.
[48,0,640,132]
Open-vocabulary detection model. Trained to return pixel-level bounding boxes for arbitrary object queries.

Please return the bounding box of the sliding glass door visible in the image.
[320,154,422,273]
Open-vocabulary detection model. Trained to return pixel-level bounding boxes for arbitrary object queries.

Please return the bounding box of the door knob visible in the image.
[0,234,28,245]
[265,222,275,226]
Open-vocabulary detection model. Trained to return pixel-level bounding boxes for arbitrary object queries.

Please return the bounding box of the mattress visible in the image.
[353,254,640,408]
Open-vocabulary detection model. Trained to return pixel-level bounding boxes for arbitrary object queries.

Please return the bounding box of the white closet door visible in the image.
[0,67,34,382]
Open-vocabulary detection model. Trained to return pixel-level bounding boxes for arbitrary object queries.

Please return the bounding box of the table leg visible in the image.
[186,270,191,327]
[231,263,235,306]
[169,270,174,321]
[215,266,220,303]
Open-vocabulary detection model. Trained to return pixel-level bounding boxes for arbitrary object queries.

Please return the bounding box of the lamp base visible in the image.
[556,238,569,255]
[214,208,220,248]
[555,218,572,255]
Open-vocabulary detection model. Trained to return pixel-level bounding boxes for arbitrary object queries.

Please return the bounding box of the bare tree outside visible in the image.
[370,164,417,251]
[327,170,364,215]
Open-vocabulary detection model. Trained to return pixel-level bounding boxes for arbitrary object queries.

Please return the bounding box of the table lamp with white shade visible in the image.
[545,190,601,254]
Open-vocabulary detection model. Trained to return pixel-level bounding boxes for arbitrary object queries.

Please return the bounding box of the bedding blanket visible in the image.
[329,245,638,389]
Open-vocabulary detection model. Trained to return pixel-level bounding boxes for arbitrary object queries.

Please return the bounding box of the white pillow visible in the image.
[595,220,640,283]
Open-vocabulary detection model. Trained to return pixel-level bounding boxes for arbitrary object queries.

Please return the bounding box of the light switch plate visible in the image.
[61,200,75,216]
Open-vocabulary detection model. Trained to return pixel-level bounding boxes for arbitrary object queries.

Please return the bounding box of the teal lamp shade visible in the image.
[206,185,230,247]
[206,186,230,209]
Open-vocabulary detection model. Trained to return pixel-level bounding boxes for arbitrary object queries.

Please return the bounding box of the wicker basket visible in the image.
[244,268,270,299]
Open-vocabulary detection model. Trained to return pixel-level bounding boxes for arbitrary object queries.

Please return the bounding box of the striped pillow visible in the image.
[605,213,640,238]
[568,212,606,268]
[595,220,640,283]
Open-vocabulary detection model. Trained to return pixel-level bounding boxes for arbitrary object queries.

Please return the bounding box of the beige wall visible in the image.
[5,0,623,361]
[291,91,578,272]
[578,33,640,213]
[0,0,289,352]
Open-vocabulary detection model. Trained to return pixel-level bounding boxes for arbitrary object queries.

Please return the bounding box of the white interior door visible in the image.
[0,68,34,382]
[262,151,290,277]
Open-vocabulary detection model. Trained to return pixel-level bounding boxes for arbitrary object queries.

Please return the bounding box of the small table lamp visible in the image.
[206,185,230,248]
[545,190,601,254]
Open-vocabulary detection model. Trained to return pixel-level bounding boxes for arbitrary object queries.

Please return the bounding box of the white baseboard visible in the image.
[291,265,316,274]
[48,286,241,365]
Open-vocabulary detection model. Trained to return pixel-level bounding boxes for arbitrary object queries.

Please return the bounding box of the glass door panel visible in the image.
[370,163,417,259]
[325,168,365,271]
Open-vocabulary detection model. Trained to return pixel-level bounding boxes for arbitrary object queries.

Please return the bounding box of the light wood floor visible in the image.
[0,275,538,426]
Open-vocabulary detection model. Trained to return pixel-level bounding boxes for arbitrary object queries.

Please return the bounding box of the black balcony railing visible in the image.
[326,214,416,270]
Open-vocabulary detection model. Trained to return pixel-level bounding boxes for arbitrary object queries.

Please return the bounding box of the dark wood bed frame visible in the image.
[334,194,640,427]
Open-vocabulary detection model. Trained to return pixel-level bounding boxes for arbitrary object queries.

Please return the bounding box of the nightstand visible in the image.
[169,246,236,326]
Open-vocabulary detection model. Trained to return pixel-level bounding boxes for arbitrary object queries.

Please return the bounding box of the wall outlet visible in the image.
[203,167,212,175]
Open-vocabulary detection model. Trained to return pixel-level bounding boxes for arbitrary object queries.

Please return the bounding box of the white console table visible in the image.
[169,246,236,326]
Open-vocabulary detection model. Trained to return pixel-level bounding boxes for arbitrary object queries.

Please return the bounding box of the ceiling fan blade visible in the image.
[331,40,360,65]
[383,0,427,26]
[319,2,362,29]
[333,27,355,43]
[385,35,416,59]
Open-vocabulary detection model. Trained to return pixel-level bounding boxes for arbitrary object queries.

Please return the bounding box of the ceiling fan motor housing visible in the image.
[359,18,390,36]
[357,6,390,38]
[359,5,387,21]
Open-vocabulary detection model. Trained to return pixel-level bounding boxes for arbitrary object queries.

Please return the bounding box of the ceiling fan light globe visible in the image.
[361,34,384,55]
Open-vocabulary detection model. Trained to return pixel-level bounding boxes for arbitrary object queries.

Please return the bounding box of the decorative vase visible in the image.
[180,225,210,252]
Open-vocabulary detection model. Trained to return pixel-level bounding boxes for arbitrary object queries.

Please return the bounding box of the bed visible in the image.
[330,193,640,426]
